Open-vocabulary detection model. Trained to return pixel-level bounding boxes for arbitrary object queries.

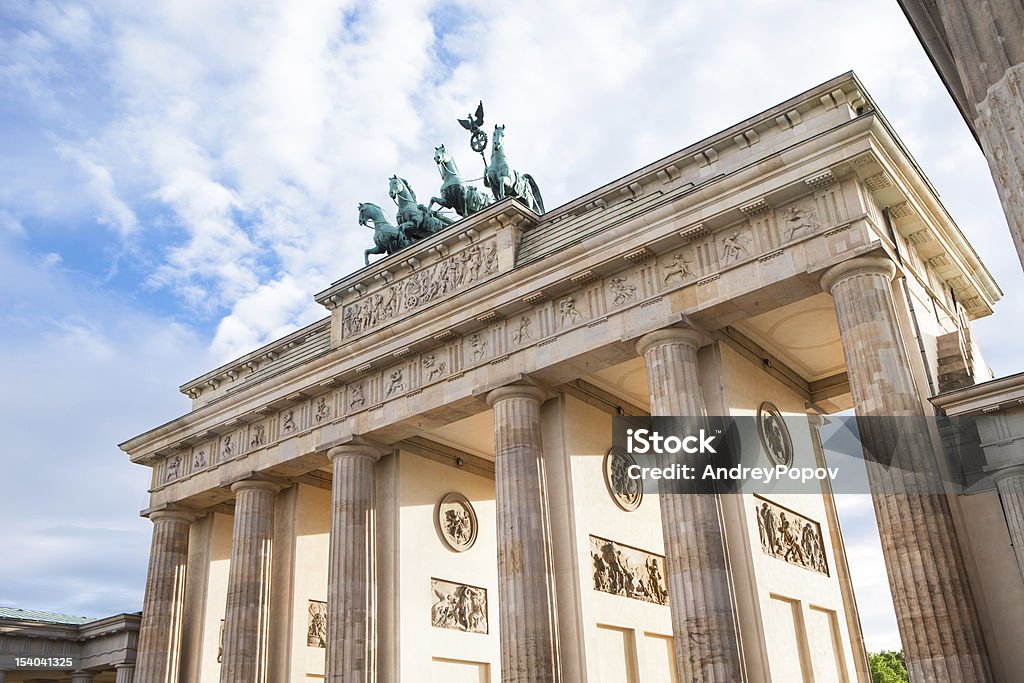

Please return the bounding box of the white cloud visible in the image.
[58,144,139,236]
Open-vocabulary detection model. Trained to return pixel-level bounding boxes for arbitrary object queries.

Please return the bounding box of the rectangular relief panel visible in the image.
[753,495,829,575]
[307,600,327,648]
[589,535,669,605]
[430,578,488,634]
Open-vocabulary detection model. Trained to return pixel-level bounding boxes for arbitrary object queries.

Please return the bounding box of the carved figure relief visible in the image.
[315,397,331,423]
[349,383,365,409]
[590,536,668,605]
[608,277,637,306]
[663,251,695,283]
[468,333,487,360]
[165,455,182,482]
[780,204,820,240]
[386,369,406,397]
[250,423,266,447]
[757,401,793,467]
[559,297,584,326]
[423,353,447,381]
[436,492,478,552]
[281,409,296,433]
[217,620,224,663]
[603,448,643,511]
[307,600,328,647]
[720,228,751,264]
[512,315,533,344]
[193,449,207,470]
[341,238,499,338]
[222,435,234,459]
[754,496,828,575]
[431,578,488,633]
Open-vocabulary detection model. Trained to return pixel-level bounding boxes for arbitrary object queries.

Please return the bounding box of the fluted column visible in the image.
[219,480,279,683]
[636,328,743,683]
[989,464,1024,582]
[929,1,1024,269]
[115,664,135,683]
[72,671,94,683]
[486,384,560,683]
[136,509,195,683]
[325,440,385,683]
[822,255,992,682]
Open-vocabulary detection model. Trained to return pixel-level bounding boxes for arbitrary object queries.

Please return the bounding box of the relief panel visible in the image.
[307,600,327,648]
[340,238,498,339]
[590,535,669,605]
[754,495,829,575]
[431,578,488,634]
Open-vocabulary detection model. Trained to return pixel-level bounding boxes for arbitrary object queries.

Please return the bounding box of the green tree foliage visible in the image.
[869,650,908,683]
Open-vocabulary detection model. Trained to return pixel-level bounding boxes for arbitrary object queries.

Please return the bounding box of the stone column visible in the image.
[485,384,560,683]
[115,664,135,683]
[219,480,279,683]
[71,672,94,683]
[989,464,1024,581]
[325,440,385,683]
[821,255,992,681]
[136,509,195,683]
[636,328,743,683]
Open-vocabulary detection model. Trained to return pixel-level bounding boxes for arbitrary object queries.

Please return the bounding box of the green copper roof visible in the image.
[0,606,92,625]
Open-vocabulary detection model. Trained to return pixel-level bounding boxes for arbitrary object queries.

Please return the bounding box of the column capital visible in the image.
[485,382,546,407]
[985,462,1024,484]
[147,508,197,524]
[635,326,704,357]
[229,477,284,495]
[327,436,389,463]
[819,254,896,293]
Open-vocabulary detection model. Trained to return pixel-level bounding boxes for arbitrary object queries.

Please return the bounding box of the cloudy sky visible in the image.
[2,0,1021,653]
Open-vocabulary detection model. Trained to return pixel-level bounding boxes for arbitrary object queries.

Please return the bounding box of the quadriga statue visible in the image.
[427,144,491,218]
[484,124,544,214]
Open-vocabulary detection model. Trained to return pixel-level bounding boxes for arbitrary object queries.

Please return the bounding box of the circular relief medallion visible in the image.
[437,492,478,552]
[757,402,793,467]
[603,448,643,512]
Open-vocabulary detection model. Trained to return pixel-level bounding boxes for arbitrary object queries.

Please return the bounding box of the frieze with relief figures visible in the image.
[590,535,668,605]
[430,578,488,633]
[341,238,498,339]
[754,496,828,575]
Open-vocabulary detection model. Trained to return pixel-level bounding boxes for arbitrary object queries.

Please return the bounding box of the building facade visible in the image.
[0,608,139,682]
[120,73,1024,682]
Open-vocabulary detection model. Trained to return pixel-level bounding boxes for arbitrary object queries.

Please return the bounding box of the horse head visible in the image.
[434,144,449,165]
[388,175,415,202]
[492,124,505,149]
[358,202,381,228]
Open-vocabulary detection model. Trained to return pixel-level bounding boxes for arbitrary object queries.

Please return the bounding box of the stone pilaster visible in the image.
[325,440,386,683]
[989,464,1024,582]
[636,328,743,683]
[485,384,560,683]
[821,255,992,682]
[219,480,279,683]
[136,509,195,683]
[115,664,135,683]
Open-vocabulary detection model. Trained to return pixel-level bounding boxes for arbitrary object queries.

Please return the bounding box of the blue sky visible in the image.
[3,0,1023,653]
